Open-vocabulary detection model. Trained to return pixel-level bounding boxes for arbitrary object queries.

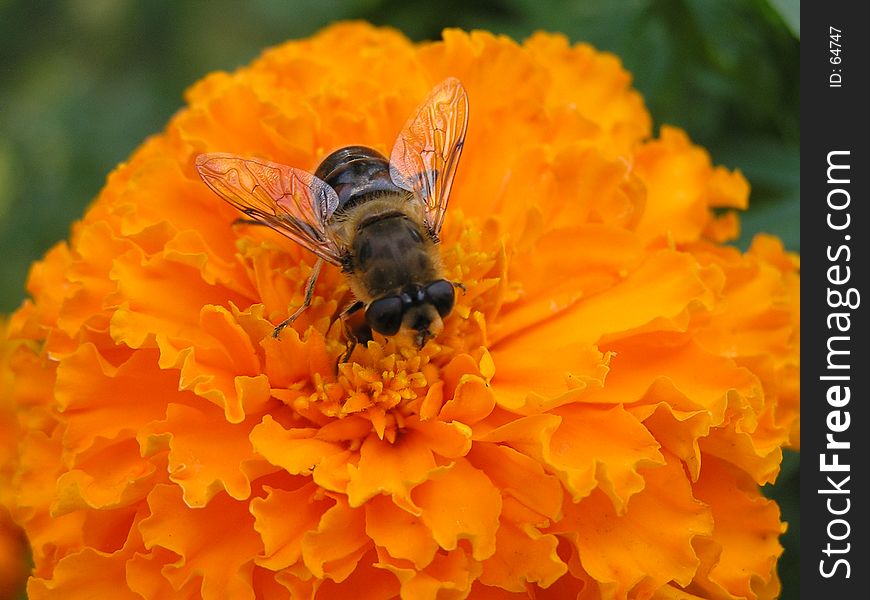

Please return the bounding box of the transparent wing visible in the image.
[195,153,343,265]
[389,77,469,237]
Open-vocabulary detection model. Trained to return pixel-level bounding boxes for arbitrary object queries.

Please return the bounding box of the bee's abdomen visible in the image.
[315,146,403,213]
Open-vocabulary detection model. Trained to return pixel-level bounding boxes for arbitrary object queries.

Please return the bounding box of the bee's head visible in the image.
[365,280,456,348]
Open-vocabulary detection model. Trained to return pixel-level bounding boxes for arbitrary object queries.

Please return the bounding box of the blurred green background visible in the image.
[0,0,798,598]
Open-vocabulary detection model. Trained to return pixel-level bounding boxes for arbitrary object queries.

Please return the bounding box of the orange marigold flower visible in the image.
[1,22,799,600]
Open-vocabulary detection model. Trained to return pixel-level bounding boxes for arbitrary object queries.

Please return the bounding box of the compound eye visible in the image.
[365,296,404,336]
[424,280,455,318]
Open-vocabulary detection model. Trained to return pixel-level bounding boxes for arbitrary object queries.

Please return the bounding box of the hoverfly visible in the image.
[195,78,468,361]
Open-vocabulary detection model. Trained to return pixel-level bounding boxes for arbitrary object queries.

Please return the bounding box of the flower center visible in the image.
[282,214,504,441]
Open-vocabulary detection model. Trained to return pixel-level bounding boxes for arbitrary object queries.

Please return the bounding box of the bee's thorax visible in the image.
[315,146,404,213]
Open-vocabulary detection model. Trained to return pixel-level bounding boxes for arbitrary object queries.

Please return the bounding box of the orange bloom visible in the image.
[1,22,799,600]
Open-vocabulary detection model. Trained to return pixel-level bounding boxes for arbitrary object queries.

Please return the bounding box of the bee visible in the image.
[195,77,468,361]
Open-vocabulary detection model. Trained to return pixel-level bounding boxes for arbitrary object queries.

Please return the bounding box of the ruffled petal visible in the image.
[482,405,663,511]
[346,429,439,509]
[376,546,481,600]
[250,483,333,571]
[634,127,749,244]
[551,454,713,597]
[55,344,181,457]
[364,494,439,568]
[690,456,784,600]
[300,496,370,581]
[412,458,501,561]
[138,484,262,599]
[53,437,159,514]
[141,402,266,506]
[467,442,562,522]
[302,548,400,600]
[27,545,142,600]
[250,415,348,475]
[479,514,567,592]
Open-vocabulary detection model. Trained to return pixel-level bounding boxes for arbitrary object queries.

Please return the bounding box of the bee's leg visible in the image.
[272,259,324,338]
[451,281,467,294]
[338,300,369,364]
[414,329,434,350]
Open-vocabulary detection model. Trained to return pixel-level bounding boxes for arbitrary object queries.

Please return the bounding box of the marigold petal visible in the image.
[467,442,563,522]
[262,326,334,388]
[438,355,496,424]
[162,227,254,291]
[301,496,370,581]
[126,545,204,600]
[307,548,401,600]
[138,484,261,600]
[596,338,755,413]
[315,414,373,442]
[478,414,561,466]
[548,148,646,231]
[649,584,712,600]
[418,381,445,421]
[55,344,178,457]
[28,510,141,598]
[707,165,750,210]
[479,516,567,592]
[250,415,347,476]
[8,430,85,576]
[490,346,608,414]
[704,210,741,243]
[699,405,784,485]
[482,405,662,510]
[634,126,747,243]
[364,494,439,568]
[552,454,713,597]
[250,483,333,571]
[143,402,264,506]
[108,249,248,351]
[26,546,142,600]
[631,399,712,482]
[550,405,664,510]
[502,224,645,338]
[53,437,159,515]
[469,582,534,600]
[345,430,438,509]
[695,235,801,450]
[691,457,784,600]
[155,304,269,423]
[376,545,480,600]
[412,458,501,561]
[236,373,275,417]
[530,560,594,600]
[197,304,262,374]
[492,249,713,413]
[248,566,306,600]
[1,341,56,427]
[694,250,796,359]
[523,31,652,148]
[406,417,472,460]
[52,221,133,338]
[15,242,72,336]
